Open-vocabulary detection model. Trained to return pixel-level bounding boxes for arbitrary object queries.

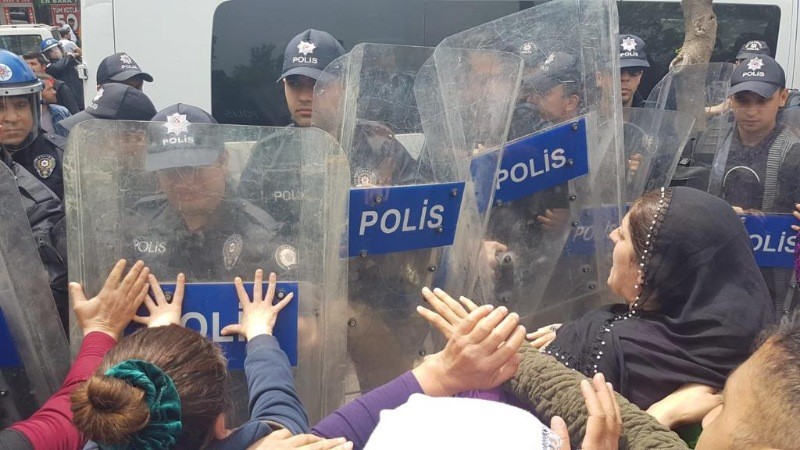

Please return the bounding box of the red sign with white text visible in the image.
[51,4,79,31]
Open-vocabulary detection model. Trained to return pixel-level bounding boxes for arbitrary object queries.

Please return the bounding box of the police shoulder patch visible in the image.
[33,154,57,179]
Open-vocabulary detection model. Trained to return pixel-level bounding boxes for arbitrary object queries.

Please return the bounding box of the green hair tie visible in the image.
[101,359,182,450]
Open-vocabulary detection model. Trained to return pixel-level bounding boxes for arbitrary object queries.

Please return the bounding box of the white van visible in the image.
[81,0,797,125]
[0,23,60,55]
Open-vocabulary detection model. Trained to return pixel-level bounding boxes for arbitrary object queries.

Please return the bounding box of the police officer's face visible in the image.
[284,75,315,127]
[620,68,643,106]
[45,47,63,61]
[530,84,578,123]
[0,95,34,146]
[122,76,145,91]
[731,89,787,137]
[157,156,227,217]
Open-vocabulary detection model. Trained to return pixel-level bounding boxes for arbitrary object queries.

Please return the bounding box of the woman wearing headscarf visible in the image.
[529,186,773,409]
[421,186,772,413]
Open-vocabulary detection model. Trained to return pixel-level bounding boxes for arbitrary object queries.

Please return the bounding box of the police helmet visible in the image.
[0,50,43,151]
[40,38,60,54]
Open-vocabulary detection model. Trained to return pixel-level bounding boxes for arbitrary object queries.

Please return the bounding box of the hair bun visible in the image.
[72,375,151,445]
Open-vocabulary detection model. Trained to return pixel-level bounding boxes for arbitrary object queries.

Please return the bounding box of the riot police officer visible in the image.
[619,34,650,108]
[41,38,84,110]
[129,104,289,281]
[0,51,67,327]
[0,50,68,200]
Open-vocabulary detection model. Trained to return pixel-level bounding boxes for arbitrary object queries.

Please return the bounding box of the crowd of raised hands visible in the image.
[11,259,631,450]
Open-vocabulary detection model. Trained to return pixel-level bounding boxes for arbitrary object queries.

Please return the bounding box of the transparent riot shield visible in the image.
[621,107,696,201]
[705,105,800,320]
[434,0,625,327]
[645,62,736,189]
[0,163,70,427]
[312,43,522,395]
[65,120,348,424]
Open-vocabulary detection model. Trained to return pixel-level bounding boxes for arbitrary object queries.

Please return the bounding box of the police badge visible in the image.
[33,154,57,179]
[223,234,244,271]
[275,244,298,271]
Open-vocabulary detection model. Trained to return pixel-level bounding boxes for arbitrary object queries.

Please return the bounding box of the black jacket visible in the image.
[53,79,80,115]
[46,54,84,110]
[1,152,68,330]
[10,132,66,200]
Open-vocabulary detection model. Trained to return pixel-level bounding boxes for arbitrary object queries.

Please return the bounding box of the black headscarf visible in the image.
[546,187,773,409]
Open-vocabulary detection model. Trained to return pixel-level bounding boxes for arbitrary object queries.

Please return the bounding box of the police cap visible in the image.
[145,103,223,172]
[729,55,785,98]
[58,83,157,132]
[736,40,770,61]
[278,29,345,82]
[619,35,650,69]
[96,52,154,85]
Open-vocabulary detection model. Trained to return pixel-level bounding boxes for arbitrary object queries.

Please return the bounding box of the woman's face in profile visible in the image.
[607,213,640,303]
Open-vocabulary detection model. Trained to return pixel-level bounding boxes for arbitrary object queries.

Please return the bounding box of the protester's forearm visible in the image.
[506,346,689,450]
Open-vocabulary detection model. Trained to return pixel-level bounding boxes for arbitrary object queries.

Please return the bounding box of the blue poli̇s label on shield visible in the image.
[492,118,590,204]
[127,282,298,370]
[0,308,22,368]
[741,214,797,268]
[348,182,465,258]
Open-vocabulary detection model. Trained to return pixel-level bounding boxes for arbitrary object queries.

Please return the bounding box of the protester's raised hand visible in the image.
[247,429,353,450]
[417,287,479,340]
[527,323,561,350]
[221,270,293,341]
[551,373,622,450]
[413,304,526,397]
[792,203,800,231]
[133,273,185,328]
[71,259,150,340]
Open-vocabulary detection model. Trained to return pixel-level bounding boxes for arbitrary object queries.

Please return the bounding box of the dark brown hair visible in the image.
[627,189,665,265]
[71,325,228,449]
[745,320,800,448]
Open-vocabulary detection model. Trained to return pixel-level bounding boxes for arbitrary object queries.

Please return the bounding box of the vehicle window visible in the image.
[212,1,782,126]
[211,0,543,126]
[0,34,42,55]
[618,2,781,98]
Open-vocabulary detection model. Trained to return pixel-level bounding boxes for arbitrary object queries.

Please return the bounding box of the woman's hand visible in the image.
[527,323,561,350]
[71,259,150,340]
[247,429,352,450]
[222,270,293,341]
[646,383,721,429]
[551,373,622,450]
[792,203,800,232]
[412,304,526,397]
[417,287,478,340]
[133,273,185,328]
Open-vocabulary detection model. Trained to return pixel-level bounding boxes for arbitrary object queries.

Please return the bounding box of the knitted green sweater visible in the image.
[506,346,690,450]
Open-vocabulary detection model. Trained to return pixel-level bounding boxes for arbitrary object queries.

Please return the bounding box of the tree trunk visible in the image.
[671,0,717,68]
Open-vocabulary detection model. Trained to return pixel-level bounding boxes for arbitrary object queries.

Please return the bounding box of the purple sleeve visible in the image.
[311,372,422,448]
[795,230,800,285]
[312,373,522,449]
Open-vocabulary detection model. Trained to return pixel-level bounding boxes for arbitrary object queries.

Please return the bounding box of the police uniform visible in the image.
[11,131,66,200]
[44,53,84,110]
[128,194,291,281]
[1,151,68,330]
[718,55,800,319]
